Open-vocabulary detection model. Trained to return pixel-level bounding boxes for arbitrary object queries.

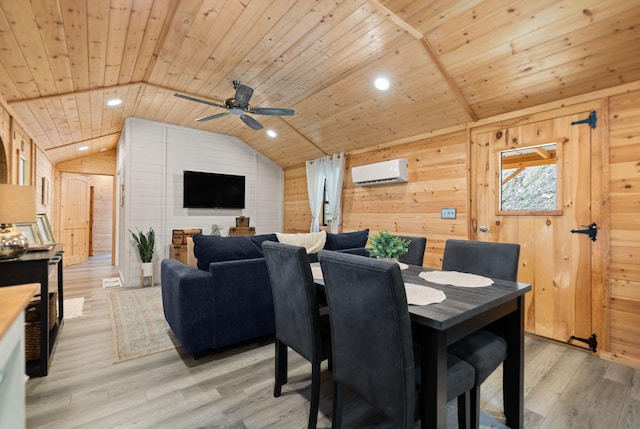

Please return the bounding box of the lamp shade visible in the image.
[0,184,37,224]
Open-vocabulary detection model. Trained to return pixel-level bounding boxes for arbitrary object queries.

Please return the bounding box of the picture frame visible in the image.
[41,177,49,205]
[36,213,56,245]
[14,222,43,246]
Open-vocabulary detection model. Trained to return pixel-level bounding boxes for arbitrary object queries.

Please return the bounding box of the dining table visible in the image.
[312,262,531,429]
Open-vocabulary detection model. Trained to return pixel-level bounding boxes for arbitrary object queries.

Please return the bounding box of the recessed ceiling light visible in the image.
[374,77,390,91]
[107,98,122,107]
[78,146,89,151]
[266,129,277,138]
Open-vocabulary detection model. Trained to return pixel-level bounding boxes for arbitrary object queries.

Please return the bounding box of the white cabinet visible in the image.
[0,284,38,429]
[0,310,26,429]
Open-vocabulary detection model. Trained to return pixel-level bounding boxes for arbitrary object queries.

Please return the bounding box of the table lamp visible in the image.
[0,184,37,259]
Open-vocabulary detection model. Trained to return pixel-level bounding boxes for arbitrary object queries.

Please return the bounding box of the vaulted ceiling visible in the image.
[1,0,639,167]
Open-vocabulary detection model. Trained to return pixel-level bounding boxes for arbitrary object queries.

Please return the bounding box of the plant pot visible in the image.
[141,262,153,277]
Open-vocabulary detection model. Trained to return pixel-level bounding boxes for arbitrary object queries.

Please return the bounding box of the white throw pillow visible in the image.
[275,231,327,254]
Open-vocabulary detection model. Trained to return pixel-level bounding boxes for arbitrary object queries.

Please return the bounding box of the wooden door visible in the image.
[471,112,596,348]
[61,173,90,266]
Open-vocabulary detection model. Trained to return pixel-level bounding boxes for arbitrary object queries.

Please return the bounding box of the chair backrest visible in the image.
[442,239,520,281]
[398,235,427,266]
[262,241,322,363]
[318,250,415,428]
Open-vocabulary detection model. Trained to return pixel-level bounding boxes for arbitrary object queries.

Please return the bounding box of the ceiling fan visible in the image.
[175,81,294,130]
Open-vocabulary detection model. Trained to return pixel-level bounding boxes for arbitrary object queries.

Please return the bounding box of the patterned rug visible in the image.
[108,287,175,363]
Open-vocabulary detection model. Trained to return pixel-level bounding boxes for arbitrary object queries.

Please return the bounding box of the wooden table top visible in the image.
[0,283,39,340]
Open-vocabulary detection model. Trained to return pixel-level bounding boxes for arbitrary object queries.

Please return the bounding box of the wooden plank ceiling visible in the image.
[1,0,639,167]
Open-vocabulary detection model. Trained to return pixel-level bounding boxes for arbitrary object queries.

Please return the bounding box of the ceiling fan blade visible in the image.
[175,93,227,109]
[196,112,230,122]
[240,114,263,130]
[248,107,295,116]
[233,82,254,108]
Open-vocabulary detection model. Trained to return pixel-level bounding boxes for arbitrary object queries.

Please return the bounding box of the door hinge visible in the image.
[571,222,597,241]
[571,110,597,129]
[569,334,597,353]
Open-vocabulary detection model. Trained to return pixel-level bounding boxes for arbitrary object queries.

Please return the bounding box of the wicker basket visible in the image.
[25,292,57,362]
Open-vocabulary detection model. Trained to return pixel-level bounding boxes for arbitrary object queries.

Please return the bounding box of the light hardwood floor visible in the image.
[25,254,640,428]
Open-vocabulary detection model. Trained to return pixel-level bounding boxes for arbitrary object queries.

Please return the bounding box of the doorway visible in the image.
[470,110,604,350]
[60,172,114,266]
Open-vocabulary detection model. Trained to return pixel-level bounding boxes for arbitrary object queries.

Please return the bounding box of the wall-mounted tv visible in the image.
[183,170,246,209]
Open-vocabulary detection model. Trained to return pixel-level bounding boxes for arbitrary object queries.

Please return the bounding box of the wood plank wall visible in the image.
[284,87,640,366]
[284,130,469,269]
[604,91,640,366]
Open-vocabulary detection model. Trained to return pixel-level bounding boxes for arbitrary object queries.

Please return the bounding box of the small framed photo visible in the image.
[36,213,56,245]
[14,222,43,246]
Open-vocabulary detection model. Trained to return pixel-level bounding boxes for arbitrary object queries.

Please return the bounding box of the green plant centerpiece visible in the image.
[210,224,223,236]
[129,227,155,263]
[368,231,410,260]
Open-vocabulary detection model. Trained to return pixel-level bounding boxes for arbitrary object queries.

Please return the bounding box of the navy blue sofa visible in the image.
[160,230,369,355]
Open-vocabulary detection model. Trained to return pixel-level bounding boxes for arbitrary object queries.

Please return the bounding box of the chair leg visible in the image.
[332,381,344,429]
[274,340,288,397]
[457,390,471,429]
[470,385,481,429]
[308,361,321,429]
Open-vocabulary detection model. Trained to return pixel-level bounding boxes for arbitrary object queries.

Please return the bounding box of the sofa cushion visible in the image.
[193,234,263,270]
[325,229,369,250]
[249,233,279,251]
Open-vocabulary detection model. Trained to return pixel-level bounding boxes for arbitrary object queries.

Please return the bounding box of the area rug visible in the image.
[63,297,84,319]
[108,287,175,363]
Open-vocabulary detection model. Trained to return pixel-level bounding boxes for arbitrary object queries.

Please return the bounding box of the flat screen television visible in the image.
[183,170,245,209]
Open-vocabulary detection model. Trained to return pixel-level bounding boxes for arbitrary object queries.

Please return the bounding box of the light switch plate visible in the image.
[441,208,457,219]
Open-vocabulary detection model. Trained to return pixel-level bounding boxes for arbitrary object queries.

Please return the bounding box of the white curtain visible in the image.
[306,153,347,233]
[325,153,346,233]
[306,158,326,232]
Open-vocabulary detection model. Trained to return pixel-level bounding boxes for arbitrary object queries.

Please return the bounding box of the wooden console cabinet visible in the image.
[0,245,64,377]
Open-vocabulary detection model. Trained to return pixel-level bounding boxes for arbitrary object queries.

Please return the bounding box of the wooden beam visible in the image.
[6,82,143,105]
[43,132,120,152]
[367,0,479,122]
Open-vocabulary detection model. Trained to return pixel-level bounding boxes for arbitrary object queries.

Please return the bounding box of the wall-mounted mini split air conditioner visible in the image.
[351,158,409,186]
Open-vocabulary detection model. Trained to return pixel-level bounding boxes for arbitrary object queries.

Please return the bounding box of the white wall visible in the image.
[117,117,284,286]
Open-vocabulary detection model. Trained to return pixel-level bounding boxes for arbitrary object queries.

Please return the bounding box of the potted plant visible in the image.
[368,230,410,260]
[130,227,155,277]
[211,224,223,236]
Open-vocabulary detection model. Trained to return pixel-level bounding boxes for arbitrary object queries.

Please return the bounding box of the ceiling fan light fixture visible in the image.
[176,82,294,130]
[107,98,122,107]
[374,77,390,91]
[266,129,277,138]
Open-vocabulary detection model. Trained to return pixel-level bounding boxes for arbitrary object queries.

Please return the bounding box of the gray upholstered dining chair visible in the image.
[442,239,521,428]
[318,250,475,429]
[262,241,332,429]
[398,235,427,266]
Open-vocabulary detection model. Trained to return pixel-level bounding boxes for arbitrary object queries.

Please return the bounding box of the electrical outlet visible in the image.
[441,208,457,219]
